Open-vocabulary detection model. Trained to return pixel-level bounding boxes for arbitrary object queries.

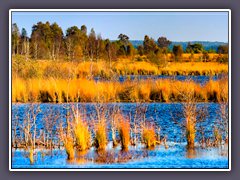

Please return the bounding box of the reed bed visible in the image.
[160,62,228,76]
[12,77,228,103]
[12,58,228,79]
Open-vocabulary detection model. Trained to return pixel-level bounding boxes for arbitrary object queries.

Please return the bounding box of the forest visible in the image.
[12,22,228,63]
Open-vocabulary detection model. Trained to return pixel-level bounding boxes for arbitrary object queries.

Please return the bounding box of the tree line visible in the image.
[12,22,229,63]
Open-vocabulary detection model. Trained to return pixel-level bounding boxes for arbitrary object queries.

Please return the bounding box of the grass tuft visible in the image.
[74,120,91,151]
[142,125,156,149]
[64,137,75,160]
[94,120,107,151]
[118,118,130,151]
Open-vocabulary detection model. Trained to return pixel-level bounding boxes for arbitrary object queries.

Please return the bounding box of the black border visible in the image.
[10,9,230,171]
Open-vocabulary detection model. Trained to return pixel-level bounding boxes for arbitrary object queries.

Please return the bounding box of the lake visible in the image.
[94,75,222,85]
[11,102,229,169]
[12,143,228,169]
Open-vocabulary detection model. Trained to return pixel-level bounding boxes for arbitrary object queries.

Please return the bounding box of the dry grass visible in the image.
[12,77,228,103]
[64,137,75,160]
[205,77,228,102]
[94,119,107,151]
[167,53,220,62]
[12,57,228,79]
[142,125,156,149]
[114,60,159,75]
[74,119,91,151]
[213,126,222,147]
[118,118,130,151]
[160,62,228,76]
[29,148,34,164]
[114,60,227,76]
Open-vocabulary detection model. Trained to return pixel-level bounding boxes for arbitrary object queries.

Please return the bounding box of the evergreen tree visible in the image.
[12,23,20,55]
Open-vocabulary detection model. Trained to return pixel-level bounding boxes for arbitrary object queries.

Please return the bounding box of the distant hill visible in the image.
[130,40,228,52]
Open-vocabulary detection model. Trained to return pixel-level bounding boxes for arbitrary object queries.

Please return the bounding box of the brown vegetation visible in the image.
[142,124,156,149]
[94,119,107,151]
[118,118,130,151]
[64,137,75,160]
[12,77,228,103]
[12,57,228,79]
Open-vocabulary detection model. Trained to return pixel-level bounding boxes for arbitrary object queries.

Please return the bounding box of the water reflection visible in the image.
[12,143,228,168]
[185,145,228,160]
[186,148,196,159]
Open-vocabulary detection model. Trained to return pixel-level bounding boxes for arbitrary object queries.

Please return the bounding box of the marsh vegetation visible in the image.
[11,21,229,168]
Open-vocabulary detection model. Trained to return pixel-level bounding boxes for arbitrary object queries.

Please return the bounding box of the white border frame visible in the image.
[9,9,231,172]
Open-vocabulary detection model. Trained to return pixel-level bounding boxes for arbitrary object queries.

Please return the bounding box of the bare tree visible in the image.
[43,106,60,150]
[21,104,41,151]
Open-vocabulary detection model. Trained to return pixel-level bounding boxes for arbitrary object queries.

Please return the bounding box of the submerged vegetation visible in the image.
[12,102,229,163]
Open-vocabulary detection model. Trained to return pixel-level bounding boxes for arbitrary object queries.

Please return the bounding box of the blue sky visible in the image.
[12,11,229,42]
